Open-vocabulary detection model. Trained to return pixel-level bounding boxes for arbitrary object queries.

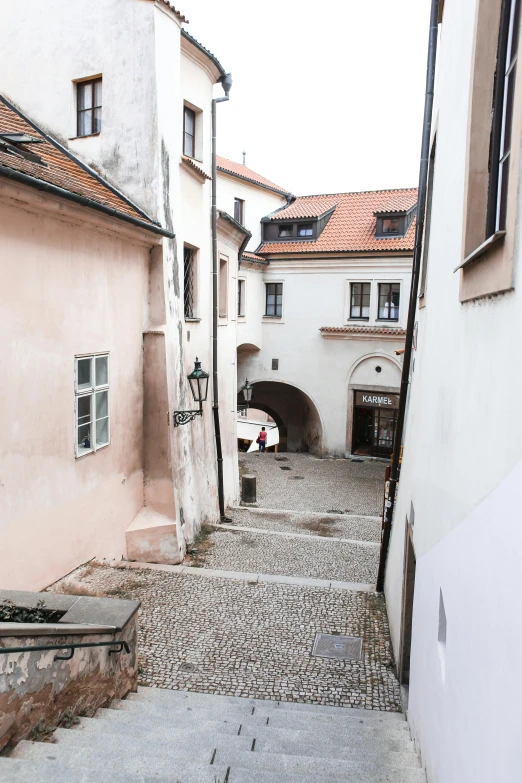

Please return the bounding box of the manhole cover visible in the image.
[179,662,198,672]
[280,466,292,471]
[312,633,363,661]
[289,476,305,480]
[327,509,344,514]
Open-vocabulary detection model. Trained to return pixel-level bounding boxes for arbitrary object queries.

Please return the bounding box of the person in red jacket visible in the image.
[257,426,267,453]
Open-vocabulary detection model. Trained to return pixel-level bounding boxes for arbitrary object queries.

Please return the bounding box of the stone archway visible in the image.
[240,380,324,454]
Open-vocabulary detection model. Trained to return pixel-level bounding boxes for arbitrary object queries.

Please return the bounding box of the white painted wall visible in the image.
[385,2,522,780]
[217,172,287,250]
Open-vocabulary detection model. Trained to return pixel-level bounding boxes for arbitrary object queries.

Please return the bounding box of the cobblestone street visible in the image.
[50,453,400,712]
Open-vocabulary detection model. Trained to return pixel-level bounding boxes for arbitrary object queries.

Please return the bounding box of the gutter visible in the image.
[217,210,251,268]
[0,164,175,239]
[376,0,440,592]
[217,165,293,200]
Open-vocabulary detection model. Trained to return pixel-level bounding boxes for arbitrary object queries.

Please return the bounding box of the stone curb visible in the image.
[210,522,380,548]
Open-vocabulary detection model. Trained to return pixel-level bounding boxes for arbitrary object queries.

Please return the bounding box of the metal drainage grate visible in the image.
[179,662,198,672]
[289,476,305,480]
[312,633,363,661]
[274,456,289,461]
[280,466,292,471]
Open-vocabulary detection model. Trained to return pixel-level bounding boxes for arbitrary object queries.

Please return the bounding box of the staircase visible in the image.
[0,688,425,783]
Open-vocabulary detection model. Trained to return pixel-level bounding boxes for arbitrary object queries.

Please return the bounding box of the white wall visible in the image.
[217,172,287,250]
[237,258,411,455]
[385,1,522,780]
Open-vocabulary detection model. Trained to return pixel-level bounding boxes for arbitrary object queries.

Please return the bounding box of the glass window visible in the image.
[184,246,196,319]
[265,283,283,317]
[382,218,401,234]
[378,283,400,320]
[234,198,244,225]
[75,354,109,457]
[183,106,195,158]
[77,78,102,137]
[350,282,371,319]
[219,256,228,318]
[297,224,313,237]
[238,279,246,317]
[278,225,293,237]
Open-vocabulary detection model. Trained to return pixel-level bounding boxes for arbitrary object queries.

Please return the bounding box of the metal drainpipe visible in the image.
[211,81,231,520]
[376,0,440,592]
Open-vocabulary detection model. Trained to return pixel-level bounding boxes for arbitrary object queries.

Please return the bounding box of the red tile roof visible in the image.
[156,1,188,22]
[182,155,211,180]
[217,156,291,197]
[259,189,417,254]
[320,326,406,336]
[242,251,268,264]
[0,96,161,231]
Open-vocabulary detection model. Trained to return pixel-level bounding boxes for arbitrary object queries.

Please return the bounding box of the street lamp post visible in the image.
[238,378,253,414]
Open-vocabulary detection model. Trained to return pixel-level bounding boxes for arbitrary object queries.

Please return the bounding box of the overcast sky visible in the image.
[181,0,431,196]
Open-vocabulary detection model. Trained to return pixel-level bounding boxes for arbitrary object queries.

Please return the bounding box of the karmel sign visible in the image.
[354,391,399,410]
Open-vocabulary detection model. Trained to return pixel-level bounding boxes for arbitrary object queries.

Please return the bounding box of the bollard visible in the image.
[241,474,256,505]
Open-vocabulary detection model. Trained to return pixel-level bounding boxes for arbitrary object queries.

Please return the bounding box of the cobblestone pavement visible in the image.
[230,507,382,543]
[239,453,386,515]
[190,527,379,583]
[49,563,401,711]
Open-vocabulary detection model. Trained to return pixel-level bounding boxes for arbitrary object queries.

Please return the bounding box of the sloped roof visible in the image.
[0,96,165,233]
[242,251,269,264]
[181,30,226,80]
[156,0,188,22]
[320,326,406,335]
[258,189,417,254]
[217,156,291,197]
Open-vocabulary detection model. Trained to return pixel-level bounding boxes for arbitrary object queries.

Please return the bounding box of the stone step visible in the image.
[228,765,425,783]
[0,757,214,783]
[102,700,408,733]
[10,741,227,779]
[21,729,419,772]
[214,749,426,783]
[131,687,405,722]
[86,711,413,751]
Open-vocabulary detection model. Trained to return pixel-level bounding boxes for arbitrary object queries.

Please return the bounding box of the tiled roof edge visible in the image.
[181,29,227,80]
[0,95,158,226]
[217,164,292,198]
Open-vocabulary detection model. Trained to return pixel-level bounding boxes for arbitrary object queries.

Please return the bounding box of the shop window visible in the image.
[350,282,371,319]
[265,282,283,317]
[378,283,400,320]
[75,354,110,457]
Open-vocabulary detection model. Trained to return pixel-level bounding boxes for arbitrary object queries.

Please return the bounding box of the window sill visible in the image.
[184,317,201,323]
[76,443,109,460]
[454,230,506,272]
[348,318,370,322]
[376,318,399,323]
[69,132,101,140]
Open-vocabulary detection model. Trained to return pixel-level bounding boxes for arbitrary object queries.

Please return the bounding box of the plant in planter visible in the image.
[0,599,66,624]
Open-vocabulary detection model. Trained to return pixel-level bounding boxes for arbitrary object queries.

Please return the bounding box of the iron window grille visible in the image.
[184,246,196,319]
[234,198,245,225]
[378,283,400,320]
[265,283,283,317]
[75,354,110,457]
[350,282,371,319]
[183,106,196,158]
[487,0,521,234]
[77,78,102,137]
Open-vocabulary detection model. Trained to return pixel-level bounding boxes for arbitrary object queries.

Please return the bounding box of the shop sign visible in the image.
[355,391,399,409]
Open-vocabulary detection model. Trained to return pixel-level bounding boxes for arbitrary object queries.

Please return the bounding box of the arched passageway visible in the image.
[239,381,323,454]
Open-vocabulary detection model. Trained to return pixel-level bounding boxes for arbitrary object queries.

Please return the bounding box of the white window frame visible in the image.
[238,277,246,318]
[264,281,284,319]
[74,353,110,458]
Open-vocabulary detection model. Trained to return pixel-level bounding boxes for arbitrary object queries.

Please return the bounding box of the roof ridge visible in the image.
[293,187,418,199]
[0,94,158,226]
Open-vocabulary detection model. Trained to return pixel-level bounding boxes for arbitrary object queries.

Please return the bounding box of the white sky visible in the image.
[180,0,431,196]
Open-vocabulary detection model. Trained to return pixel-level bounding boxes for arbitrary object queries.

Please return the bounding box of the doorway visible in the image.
[399,520,416,686]
[353,407,373,455]
[353,401,398,457]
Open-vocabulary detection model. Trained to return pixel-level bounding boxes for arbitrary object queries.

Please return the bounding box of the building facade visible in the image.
[384,1,522,781]
[216,160,416,457]
[1,0,243,586]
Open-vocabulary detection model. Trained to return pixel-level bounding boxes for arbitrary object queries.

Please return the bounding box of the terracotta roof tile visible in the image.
[259,189,417,254]
[320,326,406,335]
[217,156,291,197]
[242,251,268,264]
[0,96,159,229]
[156,0,188,22]
[182,155,211,180]
[181,30,226,80]
[269,197,338,220]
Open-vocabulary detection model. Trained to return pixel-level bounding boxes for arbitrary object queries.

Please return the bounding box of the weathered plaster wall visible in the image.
[0,193,149,590]
[217,173,288,251]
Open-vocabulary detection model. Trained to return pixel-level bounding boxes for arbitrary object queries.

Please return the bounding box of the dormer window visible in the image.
[382,218,401,235]
[297,223,313,237]
[278,225,293,237]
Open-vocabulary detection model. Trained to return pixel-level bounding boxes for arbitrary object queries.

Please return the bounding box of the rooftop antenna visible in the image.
[242,150,246,166]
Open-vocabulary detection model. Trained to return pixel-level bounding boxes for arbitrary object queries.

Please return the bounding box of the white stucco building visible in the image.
[217,159,416,457]
[1,0,244,583]
[384,1,522,781]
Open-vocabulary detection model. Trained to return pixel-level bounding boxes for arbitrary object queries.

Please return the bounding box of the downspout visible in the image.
[211,74,233,520]
[376,0,439,592]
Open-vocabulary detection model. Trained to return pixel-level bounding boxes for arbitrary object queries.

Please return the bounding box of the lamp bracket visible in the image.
[237,404,249,413]
[172,409,203,427]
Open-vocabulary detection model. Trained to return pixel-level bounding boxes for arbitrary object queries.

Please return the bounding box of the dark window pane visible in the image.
[382,218,401,234]
[297,224,313,236]
[78,111,92,137]
[234,199,244,224]
[184,108,195,134]
[184,246,195,318]
[78,82,92,110]
[279,225,293,237]
[93,107,102,134]
[94,79,102,107]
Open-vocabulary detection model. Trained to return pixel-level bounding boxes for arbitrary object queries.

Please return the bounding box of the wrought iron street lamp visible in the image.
[173,357,209,427]
[238,378,253,414]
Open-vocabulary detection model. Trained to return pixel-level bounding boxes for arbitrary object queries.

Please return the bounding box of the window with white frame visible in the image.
[265,282,283,317]
[238,279,246,317]
[75,354,110,457]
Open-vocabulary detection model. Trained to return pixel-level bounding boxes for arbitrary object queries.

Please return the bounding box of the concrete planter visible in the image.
[0,590,139,752]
